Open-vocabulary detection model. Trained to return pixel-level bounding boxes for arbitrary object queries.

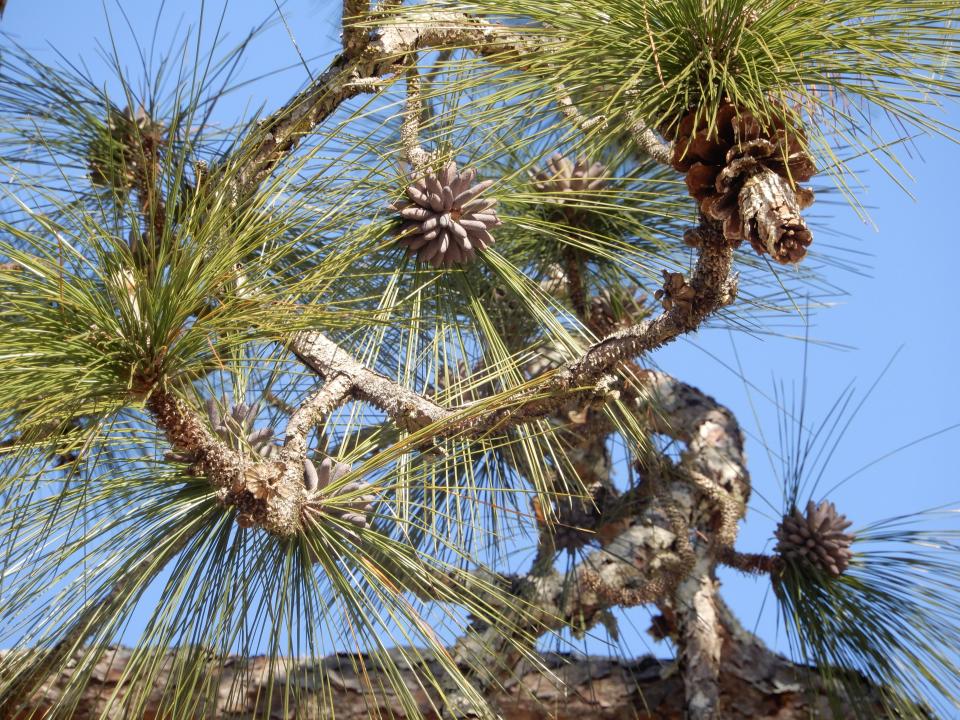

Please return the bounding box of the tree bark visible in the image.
[3,637,900,720]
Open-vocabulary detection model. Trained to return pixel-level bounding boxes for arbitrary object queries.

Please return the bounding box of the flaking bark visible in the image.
[5,641,910,720]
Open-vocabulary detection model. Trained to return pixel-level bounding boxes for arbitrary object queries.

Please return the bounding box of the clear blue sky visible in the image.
[2,0,958,659]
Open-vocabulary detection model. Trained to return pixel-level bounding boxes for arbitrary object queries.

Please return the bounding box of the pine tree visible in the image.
[1,2,959,718]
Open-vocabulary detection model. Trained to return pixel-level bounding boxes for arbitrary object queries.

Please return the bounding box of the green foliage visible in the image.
[759,356,960,717]
[775,514,960,718]
[457,0,960,188]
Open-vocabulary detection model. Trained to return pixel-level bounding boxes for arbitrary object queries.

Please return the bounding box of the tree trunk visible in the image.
[4,637,899,720]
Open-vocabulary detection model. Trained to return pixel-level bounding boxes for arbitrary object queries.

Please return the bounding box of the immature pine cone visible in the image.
[303,457,377,532]
[389,161,501,267]
[775,500,854,577]
[533,154,608,196]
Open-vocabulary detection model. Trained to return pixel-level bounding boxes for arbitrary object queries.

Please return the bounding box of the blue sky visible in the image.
[2,0,959,659]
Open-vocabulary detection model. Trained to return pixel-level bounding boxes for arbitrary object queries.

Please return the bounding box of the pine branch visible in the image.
[293,241,737,441]
[675,554,723,720]
[223,9,529,196]
[221,6,671,198]
[373,371,750,718]
[342,0,371,58]
[143,378,352,538]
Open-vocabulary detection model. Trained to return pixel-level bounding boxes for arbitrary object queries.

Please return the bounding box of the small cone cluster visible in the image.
[667,100,816,264]
[303,457,377,532]
[164,398,274,465]
[166,397,316,486]
[389,161,501,267]
[775,500,854,577]
[166,398,376,532]
[88,105,165,193]
[654,270,695,316]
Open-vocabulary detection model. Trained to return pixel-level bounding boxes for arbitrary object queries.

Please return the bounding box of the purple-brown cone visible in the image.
[389,160,501,267]
[532,154,608,196]
[775,500,854,577]
[303,457,378,537]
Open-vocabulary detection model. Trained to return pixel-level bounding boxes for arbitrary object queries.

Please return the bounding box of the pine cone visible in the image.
[668,100,816,263]
[303,457,377,532]
[533,153,609,229]
[388,161,501,267]
[775,500,854,577]
[589,286,650,334]
[654,270,695,315]
[88,105,165,192]
[533,154,608,196]
[536,486,611,553]
[165,397,320,496]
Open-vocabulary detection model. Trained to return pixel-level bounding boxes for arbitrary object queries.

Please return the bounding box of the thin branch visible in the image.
[143,380,353,538]
[223,10,527,196]
[294,239,737,439]
[718,548,780,575]
[554,82,606,133]
[145,386,246,491]
[281,374,353,462]
[629,118,673,166]
[401,60,433,175]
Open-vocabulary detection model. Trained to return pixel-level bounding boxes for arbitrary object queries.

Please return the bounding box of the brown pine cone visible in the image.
[303,457,377,531]
[668,100,817,263]
[388,161,501,267]
[654,270,695,315]
[775,500,854,577]
[535,486,612,553]
[589,286,650,334]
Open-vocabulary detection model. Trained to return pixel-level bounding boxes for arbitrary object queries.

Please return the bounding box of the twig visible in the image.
[554,82,606,133]
[717,548,780,576]
[629,118,673,165]
[294,241,737,440]
[401,60,433,175]
[219,10,529,197]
